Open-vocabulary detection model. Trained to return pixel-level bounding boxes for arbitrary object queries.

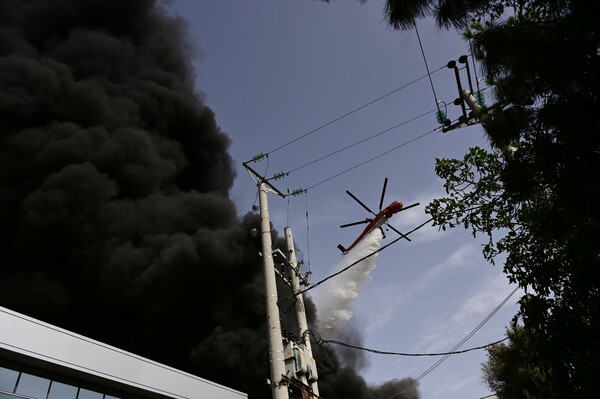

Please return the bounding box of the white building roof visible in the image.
[0,306,246,399]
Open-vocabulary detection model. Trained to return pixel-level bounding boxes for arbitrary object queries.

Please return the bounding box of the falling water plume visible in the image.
[314,229,383,339]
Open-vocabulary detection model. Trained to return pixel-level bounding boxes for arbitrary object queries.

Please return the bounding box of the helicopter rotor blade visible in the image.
[397,202,420,212]
[378,177,388,212]
[346,190,375,215]
[388,223,412,242]
[340,220,370,228]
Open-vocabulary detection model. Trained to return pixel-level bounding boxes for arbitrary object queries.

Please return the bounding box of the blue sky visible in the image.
[165,1,520,398]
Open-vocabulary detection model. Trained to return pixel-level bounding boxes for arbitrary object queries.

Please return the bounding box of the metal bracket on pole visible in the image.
[459,55,475,94]
[442,55,495,133]
[441,112,482,132]
[447,59,468,122]
[243,162,286,198]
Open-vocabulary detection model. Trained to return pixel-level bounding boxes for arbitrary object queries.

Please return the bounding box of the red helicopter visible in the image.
[337,178,418,254]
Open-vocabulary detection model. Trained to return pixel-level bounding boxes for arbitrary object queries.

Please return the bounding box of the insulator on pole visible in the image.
[251,153,267,162]
[475,91,486,107]
[271,172,288,180]
[290,189,306,197]
[461,89,483,115]
[435,110,447,124]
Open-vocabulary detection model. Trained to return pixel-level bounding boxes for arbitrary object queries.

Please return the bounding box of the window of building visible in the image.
[0,362,137,399]
[47,381,78,399]
[14,373,50,399]
[0,393,35,399]
[0,366,19,393]
[77,388,103,399]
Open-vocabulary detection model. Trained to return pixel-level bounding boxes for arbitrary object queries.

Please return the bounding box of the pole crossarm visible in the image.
[243,161,287,198]
[441,112,482,133]
[441,99,509,133]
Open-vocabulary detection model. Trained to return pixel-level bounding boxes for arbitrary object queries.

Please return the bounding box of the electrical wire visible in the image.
[279,84,483,191]
[257,84,491,195]
[274,85,488,193]
[304,128,438,192]
[304,193,312,281]
[468,39,482,93]
[272,108,438,180]
[300,285,518,392]
[413,286,520,383]
[415,24,441,112]
[306,329,509,357]
[286,194,290,227]
[253,65,446,160]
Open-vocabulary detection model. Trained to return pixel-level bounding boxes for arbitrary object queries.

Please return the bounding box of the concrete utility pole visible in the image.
[258,182,289,399]
[284,227,320,396]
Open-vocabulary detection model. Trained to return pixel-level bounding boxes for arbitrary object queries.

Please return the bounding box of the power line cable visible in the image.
[271,86,490,196]
[302,286,519,358]
[414,24,441,111]
[304,128,438,192]
[272,103,458,195]
[271,108,437,180]
[308,331,509,357]
[286,192,291,227]
[304,193,312,280]
[300,286,518,391]
[281,83,485,191]
[276,85,489,193]
[251,66,446,160]
[413,286,520,383]
[468,38,482,93]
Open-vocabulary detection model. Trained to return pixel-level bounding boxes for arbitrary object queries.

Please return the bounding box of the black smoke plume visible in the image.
[0,1,419,398]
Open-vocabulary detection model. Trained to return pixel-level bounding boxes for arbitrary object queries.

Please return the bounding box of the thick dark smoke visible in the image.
[0,1,419,398]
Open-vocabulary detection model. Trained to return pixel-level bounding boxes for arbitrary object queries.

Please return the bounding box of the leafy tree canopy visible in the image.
[428,1,598,395]
[426,1,599,397]
[322,0,600,396]
[482,324,551,399]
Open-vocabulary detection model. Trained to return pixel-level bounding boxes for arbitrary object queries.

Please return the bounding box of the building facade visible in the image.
[0,307,246,399]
